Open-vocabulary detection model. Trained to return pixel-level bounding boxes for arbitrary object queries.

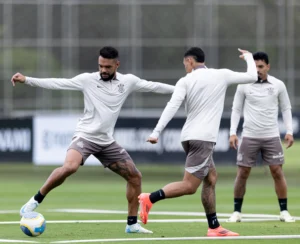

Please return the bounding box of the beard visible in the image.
[257,73,262,80]
[100,72,115,81]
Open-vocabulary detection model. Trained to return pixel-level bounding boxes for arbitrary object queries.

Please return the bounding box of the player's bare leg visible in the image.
[139,167,239,236]
[138,171,201,225]
[108,159,142,217]
[40,149,83,195]
[162,170,202,197]
[201,168,217,215]
[269,165,295,222]
[269,165,287,199]
[108,159,152,233]
[202,168,238,236]
[234,166,251,198]
[227,166,251,222]
[20,149,83,216]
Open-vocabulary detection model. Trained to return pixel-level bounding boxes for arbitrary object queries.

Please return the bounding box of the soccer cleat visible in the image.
[207,226,239,237]
[20,196,39,217]
[125,223,153,233]
[138,193,152,224]
[280,210,295,222]
[226,211,242,222]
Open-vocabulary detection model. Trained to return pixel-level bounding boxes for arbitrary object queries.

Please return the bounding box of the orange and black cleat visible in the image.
[138,193,153,224]
[207,226,239,237]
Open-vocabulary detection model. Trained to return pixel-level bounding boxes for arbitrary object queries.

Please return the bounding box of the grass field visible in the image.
[0,141,299,243]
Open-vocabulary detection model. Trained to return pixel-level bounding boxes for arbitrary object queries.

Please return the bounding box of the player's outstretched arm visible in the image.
[222,48,257,85]
[11,72,85,91]
[147,78,186,144]
[133,77,175,94]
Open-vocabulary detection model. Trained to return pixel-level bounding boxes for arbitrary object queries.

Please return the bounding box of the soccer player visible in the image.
[138,47,258,237]
[11,46,175,234]
[227,51,295,223]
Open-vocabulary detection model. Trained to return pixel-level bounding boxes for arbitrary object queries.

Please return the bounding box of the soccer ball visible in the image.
[20,212,46,237]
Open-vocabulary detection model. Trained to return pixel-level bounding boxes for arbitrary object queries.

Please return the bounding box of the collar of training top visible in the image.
[256,79,268,83]
[255,74,272,84]
[193,65,207,71]
[98,72,120,81]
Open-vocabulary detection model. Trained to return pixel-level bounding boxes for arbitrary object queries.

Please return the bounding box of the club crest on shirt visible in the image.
[118,83,125,93]
[266,87,275,95]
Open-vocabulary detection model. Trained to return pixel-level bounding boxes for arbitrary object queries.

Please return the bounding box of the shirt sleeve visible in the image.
[230,85,245,136]
[221,53,258,85]
[25,73,86,91]
[133,76,175,94]
[278,83,293,135]
[150,78,186,139]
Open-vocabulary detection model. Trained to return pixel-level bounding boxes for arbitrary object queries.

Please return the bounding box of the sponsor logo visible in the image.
[0,129,31,152]
[43,131,73,150]
[113,128,230,154]
[272,152,284,159]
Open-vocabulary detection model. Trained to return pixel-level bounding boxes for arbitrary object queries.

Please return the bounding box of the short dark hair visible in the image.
[253,51,269,64]
[184,47,205,62]
[99,46,119,59]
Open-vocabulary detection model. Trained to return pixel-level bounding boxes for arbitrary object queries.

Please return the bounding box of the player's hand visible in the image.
[284,134,294,149]
[147,137,158,144]
[11,72,26,86]
[229,135,239,150]
[238,48,251,60]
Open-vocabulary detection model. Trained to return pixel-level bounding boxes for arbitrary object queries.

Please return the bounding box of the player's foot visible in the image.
[125,223,153,233]
[280,210,295,222]
[226,211,242,222]
[138,193,152,224]
[207,226,239,237]
[20,197,39,217]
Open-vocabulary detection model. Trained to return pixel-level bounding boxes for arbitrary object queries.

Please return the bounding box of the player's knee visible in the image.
[62,163,79,175]
[185,183,198,195]
[238,168,251,180]
[128,171,142,186]
[271,167,283,180]
[211,173,218,185]
[206,170,217,186]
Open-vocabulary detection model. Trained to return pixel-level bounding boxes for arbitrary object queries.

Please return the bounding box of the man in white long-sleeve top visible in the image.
[227,51,295,223]
[11,46,175,234]
[138,47,258,237]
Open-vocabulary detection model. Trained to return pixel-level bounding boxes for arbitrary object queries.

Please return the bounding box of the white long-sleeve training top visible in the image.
[25,72,174,145]
[230,75,293,138]
[150,53,257,143]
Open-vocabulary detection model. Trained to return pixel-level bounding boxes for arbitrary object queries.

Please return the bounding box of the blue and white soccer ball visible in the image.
[20,212,46,237]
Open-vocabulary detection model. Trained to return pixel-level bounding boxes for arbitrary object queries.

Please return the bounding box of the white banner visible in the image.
[33,115,100,165]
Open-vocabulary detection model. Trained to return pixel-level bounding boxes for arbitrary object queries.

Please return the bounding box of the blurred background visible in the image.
[1,0,300,115]
[0,0,299,165]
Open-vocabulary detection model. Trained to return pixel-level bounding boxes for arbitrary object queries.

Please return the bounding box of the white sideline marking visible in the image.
[0,210,19,214]
[1,209,300,220]
[0,218,282,225]
[50,209,283,218]
[51,235,300,243]
[0,240,38,243]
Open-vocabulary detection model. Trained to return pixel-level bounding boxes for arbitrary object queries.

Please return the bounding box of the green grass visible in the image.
[0,141,299,243]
